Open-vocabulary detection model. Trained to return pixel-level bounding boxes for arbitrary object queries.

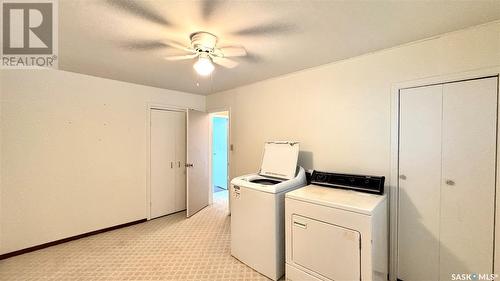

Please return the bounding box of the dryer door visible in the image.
[291,215,361,281]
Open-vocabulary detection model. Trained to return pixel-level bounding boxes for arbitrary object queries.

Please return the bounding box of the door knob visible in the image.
[399,175,407,180]
[445,179,455,186]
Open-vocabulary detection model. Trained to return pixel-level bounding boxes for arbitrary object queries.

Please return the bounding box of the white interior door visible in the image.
[150,109,176,218]
[398,77,498,280]
[174,111,187,212]
[398,84,443,281]
[186,109,210,217]
[439,77,497,278]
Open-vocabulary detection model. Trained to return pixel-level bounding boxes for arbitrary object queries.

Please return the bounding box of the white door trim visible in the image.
[146,103,188,220]
[207,106,231,206]
[389,67,500,280]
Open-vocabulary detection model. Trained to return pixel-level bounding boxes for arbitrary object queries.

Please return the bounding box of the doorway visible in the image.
[148,106,211,220]
[210,111,229,204]
[389,75,499,280]
[150,108,186,219]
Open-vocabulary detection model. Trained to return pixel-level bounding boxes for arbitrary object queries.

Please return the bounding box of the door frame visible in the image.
[146,103,187,220]
[207,106,231,205]
[389,67,500,280]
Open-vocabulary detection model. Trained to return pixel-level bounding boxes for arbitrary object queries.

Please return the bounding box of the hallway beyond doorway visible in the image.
[211,112,229,194]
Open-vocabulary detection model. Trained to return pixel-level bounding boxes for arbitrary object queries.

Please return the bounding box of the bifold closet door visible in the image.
[150,109,187,219]
[174,111,186,212]
[398,77,498,280]
[398,84,443,281]
[151,109,176,218]
[439,77,497,278]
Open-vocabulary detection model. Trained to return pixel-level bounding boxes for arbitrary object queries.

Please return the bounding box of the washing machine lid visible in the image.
[231,167,307,194]
[259,141,299,180]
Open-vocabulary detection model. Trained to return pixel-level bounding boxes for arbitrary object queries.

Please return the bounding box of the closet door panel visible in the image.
[174,111,186,212]
[398,85,442,281]
[440,77,497,278]
[151,110,176,218]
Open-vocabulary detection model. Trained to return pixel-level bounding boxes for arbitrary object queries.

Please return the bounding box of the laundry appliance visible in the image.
[230,141,307,281]
[285,171,387,281]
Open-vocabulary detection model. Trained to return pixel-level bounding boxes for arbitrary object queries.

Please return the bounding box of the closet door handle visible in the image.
[185,163,194,168]
[293,221,307,229]
[445,179,455,186]
[178,161,180,168]
[170,162,173,169]
[399,175,407,180]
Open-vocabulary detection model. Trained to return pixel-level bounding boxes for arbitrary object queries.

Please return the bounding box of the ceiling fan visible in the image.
[103,0,296,77]
[163,31,247,76]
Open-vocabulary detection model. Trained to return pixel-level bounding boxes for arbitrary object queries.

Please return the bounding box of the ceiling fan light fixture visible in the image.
[193,54,214,76]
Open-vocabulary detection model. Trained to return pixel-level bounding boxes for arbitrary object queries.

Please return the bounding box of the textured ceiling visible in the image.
[59,0,500,95]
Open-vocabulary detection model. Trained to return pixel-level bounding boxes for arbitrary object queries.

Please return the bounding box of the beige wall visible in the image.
[207,21,500,181]
[0,70,205,254]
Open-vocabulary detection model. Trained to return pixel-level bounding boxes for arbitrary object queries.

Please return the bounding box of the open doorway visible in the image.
[210,111,229,205]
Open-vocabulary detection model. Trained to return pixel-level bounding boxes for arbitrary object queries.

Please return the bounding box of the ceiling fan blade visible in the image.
[120,40,168,51]
[232,22,296,37]
[165,54,198,61]
[201,0,223,21]
[241,51,262,63]
[213,57,238,69]
[218,46,247,57]
[104,0,174,27]
[161,39,195,53]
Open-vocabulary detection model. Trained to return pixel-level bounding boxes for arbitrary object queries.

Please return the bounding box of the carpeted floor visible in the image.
[0,190,270,281]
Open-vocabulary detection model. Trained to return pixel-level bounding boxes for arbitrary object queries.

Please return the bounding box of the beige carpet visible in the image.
[0,191,270,281]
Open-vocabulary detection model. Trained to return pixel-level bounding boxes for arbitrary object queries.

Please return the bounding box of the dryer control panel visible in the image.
[310,171,385,195]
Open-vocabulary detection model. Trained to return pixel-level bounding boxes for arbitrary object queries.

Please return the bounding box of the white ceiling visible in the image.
[59,0,500,95]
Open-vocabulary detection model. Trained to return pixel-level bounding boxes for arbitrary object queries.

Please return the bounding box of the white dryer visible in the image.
[285,171,387,281]
[231,141,307,281]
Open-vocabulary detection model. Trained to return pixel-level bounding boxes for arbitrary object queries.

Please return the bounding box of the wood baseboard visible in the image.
[0,218,147,260]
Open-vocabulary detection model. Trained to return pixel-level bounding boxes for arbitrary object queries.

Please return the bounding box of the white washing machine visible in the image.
[231,141,307,281]
[285,171,387,281]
